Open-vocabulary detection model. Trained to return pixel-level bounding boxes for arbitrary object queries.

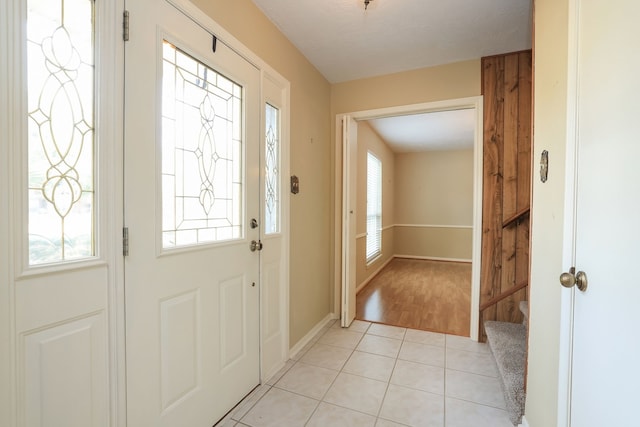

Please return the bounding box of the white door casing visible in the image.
[336,98,483,337]
[562,0,640,425]
[341,116,358,327]
[0,0,124,426]
[124,0,261,425]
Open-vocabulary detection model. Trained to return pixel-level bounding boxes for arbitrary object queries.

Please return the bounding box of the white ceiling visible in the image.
[251,0,532,83]
[366,109,475,153]
[250,0,530,151]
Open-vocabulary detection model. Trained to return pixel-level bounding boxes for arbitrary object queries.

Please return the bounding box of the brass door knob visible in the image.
[559,267,588,292]
[250,240,263,252]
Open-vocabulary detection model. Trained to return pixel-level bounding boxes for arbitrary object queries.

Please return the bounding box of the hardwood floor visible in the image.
[356,258,471,337]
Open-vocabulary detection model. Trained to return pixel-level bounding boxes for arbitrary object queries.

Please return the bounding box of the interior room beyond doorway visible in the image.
[348,104,479,337]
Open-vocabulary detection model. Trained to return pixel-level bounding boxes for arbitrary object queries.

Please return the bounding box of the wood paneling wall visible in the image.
[480,51,532,340]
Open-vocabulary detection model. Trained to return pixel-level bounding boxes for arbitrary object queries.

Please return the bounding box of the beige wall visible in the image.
[331,61,481,312]
[353,126,474,287]
[331,60,481,113]
[394,150,473,260]
[191,0,332,347]
[395,150,473,225]
[354,122,395,288]
[394,227,472,260]
[526,0,570,425]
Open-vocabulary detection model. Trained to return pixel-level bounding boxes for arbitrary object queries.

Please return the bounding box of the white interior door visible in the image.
[124,0,261,425]
[567,0,640,425]
[341,116,358,327]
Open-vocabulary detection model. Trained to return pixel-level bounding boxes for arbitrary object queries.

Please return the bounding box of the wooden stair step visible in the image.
[484,320,527,426]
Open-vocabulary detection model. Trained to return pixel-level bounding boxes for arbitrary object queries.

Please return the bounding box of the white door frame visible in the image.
[334,96,484,339]
[555,0,580,424]
[341,116,358,327]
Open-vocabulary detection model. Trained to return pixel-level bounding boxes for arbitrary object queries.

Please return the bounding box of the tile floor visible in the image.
[216,320,512,427]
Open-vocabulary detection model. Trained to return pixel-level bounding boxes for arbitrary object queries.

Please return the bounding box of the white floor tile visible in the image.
[390,359,444,395]
[324,372,388,416]
[445,335,490,354]
[265,360,295,385]
[215,417,237,427]
[225,323,511,427]
[445,369,506,409]
[379,384,445,427]
[343,351,396,382]
[444,397,512,427]
[398,341,445,367]
[306,402,377,427]
[367,323,407,340]
[404,329,445,347]
[240,388,318,427]
[290,340,315,360]
[229,384,272,421]
[357,334,402,358]
[317,328,364,349]
[300,343,353,371]
[446,348,498,377]
[333,319,372,333]
[275,362,339,399]
[375,419,409,427]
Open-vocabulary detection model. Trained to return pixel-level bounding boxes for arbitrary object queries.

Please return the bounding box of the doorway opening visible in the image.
[335,96,483,339]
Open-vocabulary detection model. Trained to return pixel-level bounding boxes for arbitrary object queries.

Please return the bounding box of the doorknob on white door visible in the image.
[560,267,588,292]
[250,240,263,252]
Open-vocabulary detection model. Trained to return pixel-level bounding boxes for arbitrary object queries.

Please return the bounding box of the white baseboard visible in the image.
[394,254,472,263]
[288,313,337,359]
[518,415,530,427]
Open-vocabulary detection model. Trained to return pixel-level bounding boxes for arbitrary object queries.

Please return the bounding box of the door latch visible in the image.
[250,240,263,252]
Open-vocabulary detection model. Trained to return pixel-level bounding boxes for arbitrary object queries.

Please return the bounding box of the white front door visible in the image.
[124,0,261,425]
[341,116,358,327]
[0,0,121,425]
[567,0,640,425]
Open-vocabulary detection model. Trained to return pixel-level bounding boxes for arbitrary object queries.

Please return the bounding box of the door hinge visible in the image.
[123,10,130,42]
[123,227,129,256]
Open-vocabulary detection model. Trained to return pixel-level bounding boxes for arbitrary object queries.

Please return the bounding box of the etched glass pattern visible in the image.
[27,0,95,265]
[264,103,279,234]
[162,42,244,248]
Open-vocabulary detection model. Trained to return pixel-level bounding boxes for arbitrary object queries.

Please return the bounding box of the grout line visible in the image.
[375,353,399,420]
[235,328,509,426]
[443,337,448,426]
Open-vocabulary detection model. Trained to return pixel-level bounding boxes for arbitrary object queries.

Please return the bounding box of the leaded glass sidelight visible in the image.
[264,103,280,234]
[161,41,244,248]
[27,0,96,265]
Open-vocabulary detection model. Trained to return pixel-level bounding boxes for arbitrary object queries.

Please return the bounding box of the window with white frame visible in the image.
[27,0,96,265]
[366,151,382,263]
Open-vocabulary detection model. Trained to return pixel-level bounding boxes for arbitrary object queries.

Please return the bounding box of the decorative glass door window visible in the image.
[161,41,244,248]
[264,103,280,234]
[27,0,95,265]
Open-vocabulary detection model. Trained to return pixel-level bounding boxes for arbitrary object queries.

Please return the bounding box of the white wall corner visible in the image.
[518,415,530,427]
